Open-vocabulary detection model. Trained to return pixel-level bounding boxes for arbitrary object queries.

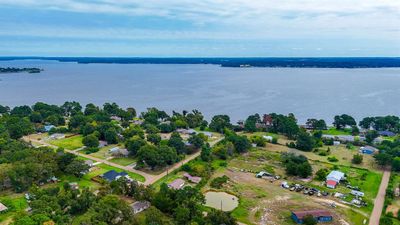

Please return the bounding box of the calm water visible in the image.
[205,191,239,211]
[0,60,400,123]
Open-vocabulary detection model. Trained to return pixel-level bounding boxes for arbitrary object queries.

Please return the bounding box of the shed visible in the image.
[0,202,8,212]
[326,180,338,189]
[326,171,345,188]
[291,209,333,224]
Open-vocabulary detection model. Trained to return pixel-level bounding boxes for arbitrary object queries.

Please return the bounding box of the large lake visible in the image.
[0,60,399,123]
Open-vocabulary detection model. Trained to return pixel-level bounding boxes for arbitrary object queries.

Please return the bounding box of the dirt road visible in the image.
[369,169,391,225]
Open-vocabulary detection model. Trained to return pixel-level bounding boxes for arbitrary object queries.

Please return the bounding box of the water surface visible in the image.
[205,191,239,211]
[0,60,399,123]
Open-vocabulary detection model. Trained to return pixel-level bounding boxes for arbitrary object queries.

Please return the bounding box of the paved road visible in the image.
[369,169,391,225]
[23,135,222,185]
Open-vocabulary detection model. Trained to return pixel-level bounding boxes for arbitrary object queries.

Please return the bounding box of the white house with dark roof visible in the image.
[131,201,151,214]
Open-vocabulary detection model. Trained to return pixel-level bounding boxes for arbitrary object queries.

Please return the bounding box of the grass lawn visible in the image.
[322,127,352,135]
[86,144,119,159]
[49,135,83,150]
[0,193,27,224]
[109,157,137,166]
[151,171,183,191]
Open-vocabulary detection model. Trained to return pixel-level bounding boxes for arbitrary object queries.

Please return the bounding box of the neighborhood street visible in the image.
[369,169,391,225]
[23,135,222,186]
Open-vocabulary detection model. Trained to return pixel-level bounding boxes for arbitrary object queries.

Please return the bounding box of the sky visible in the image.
[0,0,399,57]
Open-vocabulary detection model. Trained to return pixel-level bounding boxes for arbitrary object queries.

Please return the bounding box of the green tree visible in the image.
[303,214,317,225]
[352,154,363,164]
[168,132,186,154]
[392,157,400,172]
[125,136,147,156]
[82,134,99,148]
[188,134,204,149]
[205,209,238,225]
[365,130,379,144]
[65,159,90,178]
[315,168,328,181]
[147,133,161,145]
[296,130,315,151]
[209,115,231,133]
[104,128,118,144]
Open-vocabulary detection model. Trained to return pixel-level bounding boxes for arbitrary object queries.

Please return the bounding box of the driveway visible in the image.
[369,169,391,225]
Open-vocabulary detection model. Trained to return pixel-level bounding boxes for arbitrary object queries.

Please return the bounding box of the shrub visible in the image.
[85,147,99,154]
[327,156,338,162]
[352,154,363,164]
[210,175,229,189]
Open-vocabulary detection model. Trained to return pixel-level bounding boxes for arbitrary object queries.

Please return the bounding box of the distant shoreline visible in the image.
[1,57,400,68]
[0,67,42,74]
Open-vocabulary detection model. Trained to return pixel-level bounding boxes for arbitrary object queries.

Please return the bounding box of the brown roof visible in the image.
[183,173,202,183]
[292,209,332,219]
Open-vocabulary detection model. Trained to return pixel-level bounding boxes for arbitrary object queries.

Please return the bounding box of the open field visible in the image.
[83,144,119,159]
[109,157,137,166]
[261,141,379,172]
[49,135,83,150]
[322,128,352,136]
[202,146,379,225]
[0,193,27,224]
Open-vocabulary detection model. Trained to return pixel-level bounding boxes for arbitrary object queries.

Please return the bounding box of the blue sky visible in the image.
[0,0,399,57]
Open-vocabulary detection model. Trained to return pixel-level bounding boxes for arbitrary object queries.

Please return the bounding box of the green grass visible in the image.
[86,144,119,159]
[49,135,83,150]
[151,171,182,191]
[322,127,352,135]
[0,194,27,223]
[109,157,136,166]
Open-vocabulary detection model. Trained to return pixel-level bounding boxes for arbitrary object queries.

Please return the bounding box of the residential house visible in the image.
[183,173,202,184]
[84,160,94,167]
[98,140,108,148]
[263,114,273,126]
[378,130,396,137]
[168,178,185,190]
[0,202,8,213]
[49,133,65,140]
[69,182,79,190]
[110,116,122,121]
[291,209,333,224]
[131,201,151,214]
[101,170,131,182]
[322,135,354,142]
[109,147,129,157]
[326,171,345,189]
